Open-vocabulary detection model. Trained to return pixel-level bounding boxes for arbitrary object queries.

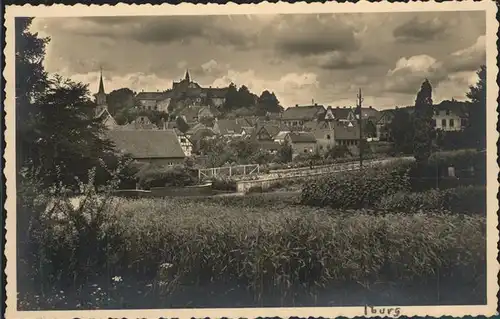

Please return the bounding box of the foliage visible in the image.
[324,145,351,159]
[175,116,190,133]
[387,108,414,154]
[274,141,293,163]
[257,90,282,115]
[412,79,435,164]
[435,130,470,151]
[211,177,237,191]
[464,65,486,150]
[136,165,197,189]
[363,119,377,138]
[106,88,137,123]
[22,194,486,309]
[376,186,486,215]
[301,159,413,208]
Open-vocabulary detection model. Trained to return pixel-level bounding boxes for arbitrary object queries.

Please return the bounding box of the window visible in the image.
[461,118,467,127]
[180,138,186,143]
[326,134,331,140]
[441,119,446,127]
[304,149,308,153]
[435,110,439,116]
[449,119,454,127]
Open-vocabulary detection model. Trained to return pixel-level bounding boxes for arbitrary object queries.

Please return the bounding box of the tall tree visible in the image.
[237,85,255,108]
[388,109,414,154]
[412,79,435,164]
[257,90,282,115]
[15,18,114,186]
[465,65,486,150]
[222,82,239,111]
[106,88,137,116]
[15,17,50,167]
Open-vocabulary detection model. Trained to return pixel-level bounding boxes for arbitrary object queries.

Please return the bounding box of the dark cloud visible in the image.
[273,16,359,56]
[70,16,255,49]
[313,52,380,70]
[393,17,448,43]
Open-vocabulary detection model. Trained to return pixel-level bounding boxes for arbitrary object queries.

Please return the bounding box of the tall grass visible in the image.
[24,195,486,308]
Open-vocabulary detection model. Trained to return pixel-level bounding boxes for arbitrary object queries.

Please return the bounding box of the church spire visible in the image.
[184,69,191,82]
[98,67,105,94]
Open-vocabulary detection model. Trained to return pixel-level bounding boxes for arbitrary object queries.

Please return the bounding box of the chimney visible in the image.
[295,104,298,107]
[369,106,373,109]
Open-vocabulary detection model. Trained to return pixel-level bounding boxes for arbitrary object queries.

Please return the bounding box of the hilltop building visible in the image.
[136,70,229,113]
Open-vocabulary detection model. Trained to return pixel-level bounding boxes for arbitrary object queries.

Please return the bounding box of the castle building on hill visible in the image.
[136,70,228,113]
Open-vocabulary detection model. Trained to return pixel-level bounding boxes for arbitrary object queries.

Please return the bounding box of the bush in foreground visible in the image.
[376,186,486,214]
[136,164,197,189]
[301,160,413,208]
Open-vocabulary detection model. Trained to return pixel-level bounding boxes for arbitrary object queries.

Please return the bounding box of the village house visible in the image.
[281,103,326,128]
[305,121,335,154]
[106,130,186,166]
[213,118,246,138]
[284,132,318,157]
[116,115,159,130]
[376,109,395,141]
[136,91,171,112]
[333,121,361,147]
[433,100,468,132]
[273,130,291,144]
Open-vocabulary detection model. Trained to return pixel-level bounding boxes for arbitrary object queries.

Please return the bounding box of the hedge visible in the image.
[301,160,413,208]
[136,165,197,189]
[376,186,486,214]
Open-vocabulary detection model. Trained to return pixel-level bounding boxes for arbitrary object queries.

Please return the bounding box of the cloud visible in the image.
[393,17,448,43]
[385,55,446,94]
[273,15,359,56]
[309,51,380,70]
[445,35,486,72]
[211,69,319,107]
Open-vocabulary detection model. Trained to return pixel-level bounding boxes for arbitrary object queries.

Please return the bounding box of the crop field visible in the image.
[19,192,487,310]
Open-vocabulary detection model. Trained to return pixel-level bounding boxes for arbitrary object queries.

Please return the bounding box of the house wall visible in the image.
[157,98,171,113]
[139,99,157,109]
[433,112,464,132]
[178,136,193,157]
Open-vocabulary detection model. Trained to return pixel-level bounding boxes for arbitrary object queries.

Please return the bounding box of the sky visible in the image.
[30,11,486,109]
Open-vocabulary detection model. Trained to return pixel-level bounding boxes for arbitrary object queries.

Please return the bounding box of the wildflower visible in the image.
[160,262,173,269]
[112,276,123,282]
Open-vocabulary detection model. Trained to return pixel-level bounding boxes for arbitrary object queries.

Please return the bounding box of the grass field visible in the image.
[19,192,487,310]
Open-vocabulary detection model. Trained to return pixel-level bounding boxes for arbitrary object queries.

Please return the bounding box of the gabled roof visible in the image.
[435,100,468,117]
[281,104,326,121]
[106,129,185,159]
[286,132,317,143]
[334,121,360,140]
[254,124,281,138]
[203,87,228,98]
[136,91,171,101]
[214,119,245,135]
[274,130,291,141]
[330,107,355,120]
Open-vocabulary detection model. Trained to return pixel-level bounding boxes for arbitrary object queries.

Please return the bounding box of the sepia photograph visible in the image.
[3,2,499,318]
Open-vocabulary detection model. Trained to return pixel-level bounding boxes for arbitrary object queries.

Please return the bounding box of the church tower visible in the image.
[95,68,108,116]
[184,69,191,83]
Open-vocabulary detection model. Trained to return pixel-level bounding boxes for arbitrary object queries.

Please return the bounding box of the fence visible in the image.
[198,164,260,181]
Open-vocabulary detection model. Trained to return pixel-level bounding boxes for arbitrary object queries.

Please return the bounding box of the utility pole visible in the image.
[356,88,363,169]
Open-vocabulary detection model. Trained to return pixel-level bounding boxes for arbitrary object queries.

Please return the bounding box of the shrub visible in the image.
[376,186,486,214]
[136,165,197,189]
[211,177,237,191]
[301,160,413,208]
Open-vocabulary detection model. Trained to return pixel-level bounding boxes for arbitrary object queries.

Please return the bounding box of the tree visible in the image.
[257,90,282,115]
[237,85,255,109]
[16,17,50,168]
[388,108,414,154]
[275,141,293,163]
[106,88,137,119]
[175,116,190,133]
[222,82,239,111]
[465,65,486,150]
[412,79,435,164]
[15,18,115,187]
[363,119,377,138]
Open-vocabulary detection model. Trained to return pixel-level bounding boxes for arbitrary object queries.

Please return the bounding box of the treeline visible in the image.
[387,66,486,155]
[223,83,283,115]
